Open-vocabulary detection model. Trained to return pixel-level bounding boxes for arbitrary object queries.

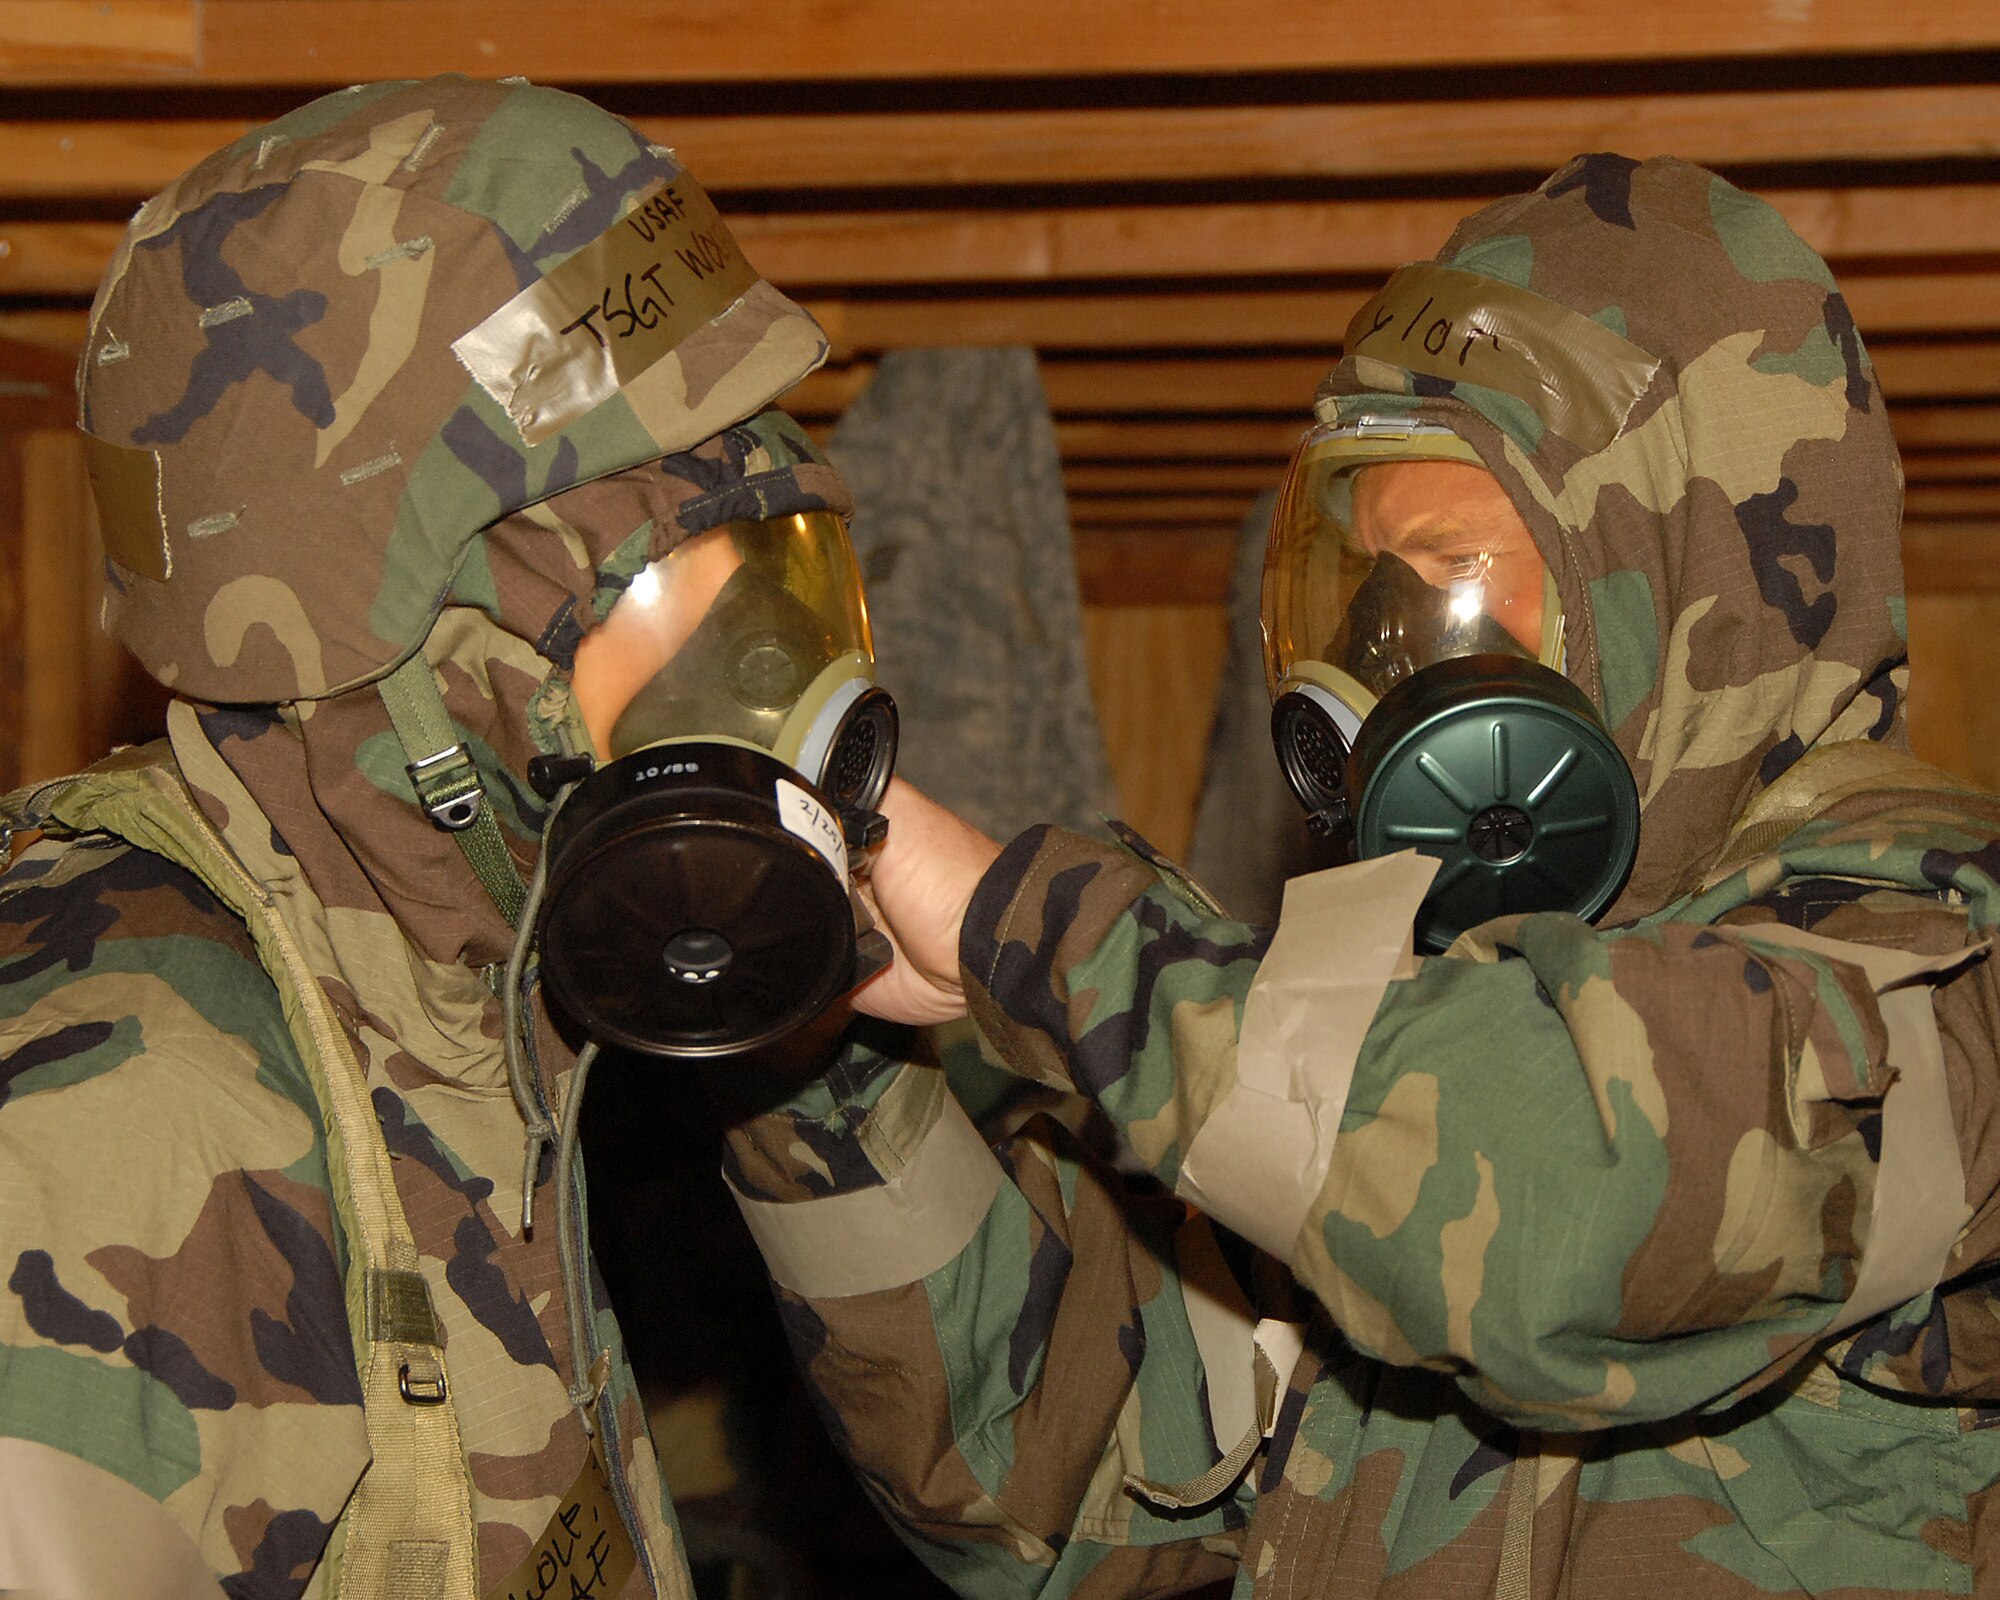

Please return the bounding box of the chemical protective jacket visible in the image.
[730,747,2000,1598]
[0,730,691,1600]
[722,157,2000,1598]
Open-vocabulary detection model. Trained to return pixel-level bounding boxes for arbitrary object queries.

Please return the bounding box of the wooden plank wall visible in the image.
[4,2,2000,852]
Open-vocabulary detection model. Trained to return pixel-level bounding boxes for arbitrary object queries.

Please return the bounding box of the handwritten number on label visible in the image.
[1355,297,1504,370]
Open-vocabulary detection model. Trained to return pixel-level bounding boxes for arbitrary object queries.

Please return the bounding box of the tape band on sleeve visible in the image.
[1742,921,1984,1330]
[729,1069,1003,1300]
[1176,851,1436,1262]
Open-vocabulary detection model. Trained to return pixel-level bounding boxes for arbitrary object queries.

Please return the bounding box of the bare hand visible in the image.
[852,779,1002,1026]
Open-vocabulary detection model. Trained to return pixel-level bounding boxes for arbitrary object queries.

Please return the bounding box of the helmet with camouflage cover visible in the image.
[77,73,827,705]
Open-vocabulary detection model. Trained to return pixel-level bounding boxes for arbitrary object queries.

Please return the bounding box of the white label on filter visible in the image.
[776,778,847,880]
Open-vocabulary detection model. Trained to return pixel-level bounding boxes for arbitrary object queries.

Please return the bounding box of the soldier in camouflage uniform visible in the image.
[722,156,2000,1596]
[0,76,849,1598]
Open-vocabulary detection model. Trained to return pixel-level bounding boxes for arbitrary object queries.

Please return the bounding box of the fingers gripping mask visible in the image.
[1263,418,1638,950]
[532,509,897,1061]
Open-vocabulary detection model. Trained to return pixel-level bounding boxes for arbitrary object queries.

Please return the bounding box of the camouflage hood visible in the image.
[1320,153,1907,920]
[177,410,849,981]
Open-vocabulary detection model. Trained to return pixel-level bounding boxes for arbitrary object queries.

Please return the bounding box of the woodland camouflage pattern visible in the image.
[81,74,826,707]
[726,157,2000,1596]
[2,76,843,1598]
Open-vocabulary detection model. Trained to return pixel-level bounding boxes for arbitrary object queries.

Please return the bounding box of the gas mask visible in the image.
[1263,417,1638,949]
[529,508,896,1060]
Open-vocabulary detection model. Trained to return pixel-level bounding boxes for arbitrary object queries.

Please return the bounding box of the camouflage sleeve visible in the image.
[722,1034,1251,1598]
[0,838,367,1593]
[959,825,1987,1433]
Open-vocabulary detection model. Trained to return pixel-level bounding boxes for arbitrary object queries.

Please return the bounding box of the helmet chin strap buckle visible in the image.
[406,745,487,833]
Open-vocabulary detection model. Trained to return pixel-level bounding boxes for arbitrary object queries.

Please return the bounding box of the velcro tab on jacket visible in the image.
[367,1267,442,1346]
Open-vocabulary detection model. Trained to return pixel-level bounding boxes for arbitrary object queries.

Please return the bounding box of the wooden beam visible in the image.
[0,310,85,348]
[1038,359,1329,414]
[816,290,1370,355]
[811,362,1343,423]
[9,1,2000,84]
[1075,527,1239,607]
[14,186,2000,299]
[0,337,75,429]
[1894,407,2000,451]
[1070,494,1260,524]
[0,432,22,793]
[1057,420,1304,460]
[698,345,2000,422]
[1081,602,1231,858]
[1872,343,2000,402]
[750,187,2000,288]
[814,275,2000,355]
[0,1,196,77]
[13,85,2000,199]
[1902,452,2000,482]
[0,221,122,297]
[1068,463,1283,494]
[1903,522,2000,594]
[1904,485,2000,516]
[780,362,875,417]
[1845,275,2000,339]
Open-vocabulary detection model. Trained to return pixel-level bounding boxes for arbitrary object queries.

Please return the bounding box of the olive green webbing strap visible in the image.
[130,771,481,1600]
[1495,1440,1540,1600]
[1124,1335,1287,1512]
[378,653,529,928]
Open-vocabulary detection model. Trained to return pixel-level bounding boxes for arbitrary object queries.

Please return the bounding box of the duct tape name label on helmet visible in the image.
[453,175,762,447]
[1343,262,1660,454]
[775,777,848,881]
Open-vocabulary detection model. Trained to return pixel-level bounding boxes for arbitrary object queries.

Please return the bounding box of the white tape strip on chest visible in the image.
[1176,851,1437,1262]
[729,1074,1003,1300]
[1738,920,1984,1331]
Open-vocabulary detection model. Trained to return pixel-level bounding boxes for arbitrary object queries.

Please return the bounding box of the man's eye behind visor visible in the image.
[1261,420,1561,707]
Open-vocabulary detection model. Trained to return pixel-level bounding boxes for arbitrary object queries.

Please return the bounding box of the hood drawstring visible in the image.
[500,783,604,1430]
